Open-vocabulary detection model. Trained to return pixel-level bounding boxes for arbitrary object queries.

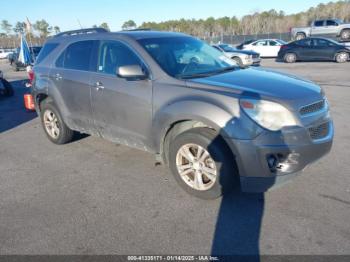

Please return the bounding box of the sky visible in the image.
[1,0,333,32]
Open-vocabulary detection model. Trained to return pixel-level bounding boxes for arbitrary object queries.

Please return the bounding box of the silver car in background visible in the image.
[212,44,261,66]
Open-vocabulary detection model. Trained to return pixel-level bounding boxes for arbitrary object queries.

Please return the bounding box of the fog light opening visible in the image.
[267,154,279,173]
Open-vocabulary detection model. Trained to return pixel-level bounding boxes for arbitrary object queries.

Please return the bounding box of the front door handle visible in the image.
[95,81,105,91]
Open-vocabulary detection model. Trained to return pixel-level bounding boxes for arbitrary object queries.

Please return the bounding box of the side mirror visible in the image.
[116,65,148,80]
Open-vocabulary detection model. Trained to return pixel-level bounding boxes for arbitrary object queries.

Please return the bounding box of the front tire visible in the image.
[40,99,74,144]
[284,53,297,63]
[335,52,349,63]
[168,128,237,199]
[232,57,243,67]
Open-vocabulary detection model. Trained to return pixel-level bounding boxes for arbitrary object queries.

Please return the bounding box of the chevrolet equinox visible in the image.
[32,28,333,199]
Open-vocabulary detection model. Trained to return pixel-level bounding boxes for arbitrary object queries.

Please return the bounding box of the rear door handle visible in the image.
[95,81,105,91]
[55,73,62,80]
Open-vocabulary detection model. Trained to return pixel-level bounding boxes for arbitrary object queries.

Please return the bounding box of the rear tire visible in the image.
[295,33,306,40]
[40,99,74,145]
[335,52,349,63]
[340,29,350,41]
[284,53,297,63]
[168,128,238,199]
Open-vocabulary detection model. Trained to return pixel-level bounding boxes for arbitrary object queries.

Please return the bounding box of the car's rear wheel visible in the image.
[295,33,306,40]
[340,29,350,41]
[232,57,243,67]
[169,128,238,199]
[40,99,74,144]
[335,52,349,63]
[284,53,297,63]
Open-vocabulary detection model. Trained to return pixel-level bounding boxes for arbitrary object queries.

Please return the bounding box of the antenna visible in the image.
[77,19,83,29]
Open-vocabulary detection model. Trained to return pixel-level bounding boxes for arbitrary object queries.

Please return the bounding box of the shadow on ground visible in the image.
[0,79,37,133]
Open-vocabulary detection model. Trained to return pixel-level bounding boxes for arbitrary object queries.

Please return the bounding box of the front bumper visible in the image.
[230,121,334,192]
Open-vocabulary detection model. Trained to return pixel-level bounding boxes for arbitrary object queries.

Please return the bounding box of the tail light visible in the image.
[24,94,35,111]
[280,45,288,50]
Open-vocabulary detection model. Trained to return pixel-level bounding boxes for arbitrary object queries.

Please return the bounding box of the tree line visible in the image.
[135,0,350,37]
[1,0,349,48]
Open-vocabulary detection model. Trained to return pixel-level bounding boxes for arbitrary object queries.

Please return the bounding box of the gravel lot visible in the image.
[0,59,349,255]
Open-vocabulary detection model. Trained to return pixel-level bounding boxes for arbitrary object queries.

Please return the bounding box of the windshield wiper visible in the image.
[178,66,238,79]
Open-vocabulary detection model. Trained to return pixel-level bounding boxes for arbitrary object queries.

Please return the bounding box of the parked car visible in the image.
[239,39,287,57]
[32,28,333,199]
[0,49,13,59]
[11,46,42,71]
[212,44,261,66]
[291,19,350,41]
[278,37,350,63]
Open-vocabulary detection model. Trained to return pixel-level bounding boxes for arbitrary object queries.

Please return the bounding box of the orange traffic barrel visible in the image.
[24,94,35,111]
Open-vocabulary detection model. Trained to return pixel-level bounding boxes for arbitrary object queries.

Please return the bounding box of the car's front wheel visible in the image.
[40,99,75,144]
[232,57,243,67]
[335,52,349,63]
[169,128,237,199]
[284,53,297,63]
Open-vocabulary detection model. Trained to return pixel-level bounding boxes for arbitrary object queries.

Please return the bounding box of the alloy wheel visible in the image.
[175,143,217,191]
[43,109,60,139]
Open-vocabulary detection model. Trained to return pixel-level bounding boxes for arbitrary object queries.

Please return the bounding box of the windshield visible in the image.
[219,44,237,52]
[137,36,237,79]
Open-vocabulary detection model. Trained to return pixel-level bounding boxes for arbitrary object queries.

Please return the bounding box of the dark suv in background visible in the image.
[32,28,333,199]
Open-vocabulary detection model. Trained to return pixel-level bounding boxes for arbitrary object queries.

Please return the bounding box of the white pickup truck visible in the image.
[291,19,350,41]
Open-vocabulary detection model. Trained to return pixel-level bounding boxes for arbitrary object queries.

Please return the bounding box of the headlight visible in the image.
[240,99,298,131]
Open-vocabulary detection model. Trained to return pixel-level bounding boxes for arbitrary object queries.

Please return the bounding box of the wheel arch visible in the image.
[153,100,249,165]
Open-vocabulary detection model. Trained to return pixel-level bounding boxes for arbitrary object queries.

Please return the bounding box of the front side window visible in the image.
[326,20,338,26]
[55,40,95,71]
[97,41,142,75]
[138,36,236,79]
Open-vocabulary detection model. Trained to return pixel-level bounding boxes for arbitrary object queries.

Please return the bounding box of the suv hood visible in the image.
[187,67,323,107]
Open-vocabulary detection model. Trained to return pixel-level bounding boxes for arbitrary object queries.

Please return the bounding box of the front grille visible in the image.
[308,122,329,140]
[252,54,259,59]
[300,100,325,116]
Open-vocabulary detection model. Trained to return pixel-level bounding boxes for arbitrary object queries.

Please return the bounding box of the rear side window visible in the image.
[314,21,324,27]
[297,39,312,47]
[35,43,58,64]
[56,40,95,71]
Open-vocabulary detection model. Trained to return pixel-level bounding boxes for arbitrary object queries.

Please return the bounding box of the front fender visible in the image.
[152,99,262,153]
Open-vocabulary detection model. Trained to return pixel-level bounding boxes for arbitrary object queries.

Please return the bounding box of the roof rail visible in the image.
[122,28,152,31]
[55,28,108,37]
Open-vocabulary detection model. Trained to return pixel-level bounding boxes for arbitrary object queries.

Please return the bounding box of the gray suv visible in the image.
[33,28,333,199]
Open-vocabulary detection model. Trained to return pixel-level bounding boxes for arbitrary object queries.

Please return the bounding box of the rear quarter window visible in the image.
[35,43,59,65]
[55,40,95,71]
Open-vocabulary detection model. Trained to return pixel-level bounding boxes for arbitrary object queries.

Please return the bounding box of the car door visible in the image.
[325,20,340,36]
[267,40,281,57]
[295,39,314,60]
[251,40,268,57]
[311,20,326,36]
[49,40,97,132]
[311,39,337,60]
[90,40,153,151]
